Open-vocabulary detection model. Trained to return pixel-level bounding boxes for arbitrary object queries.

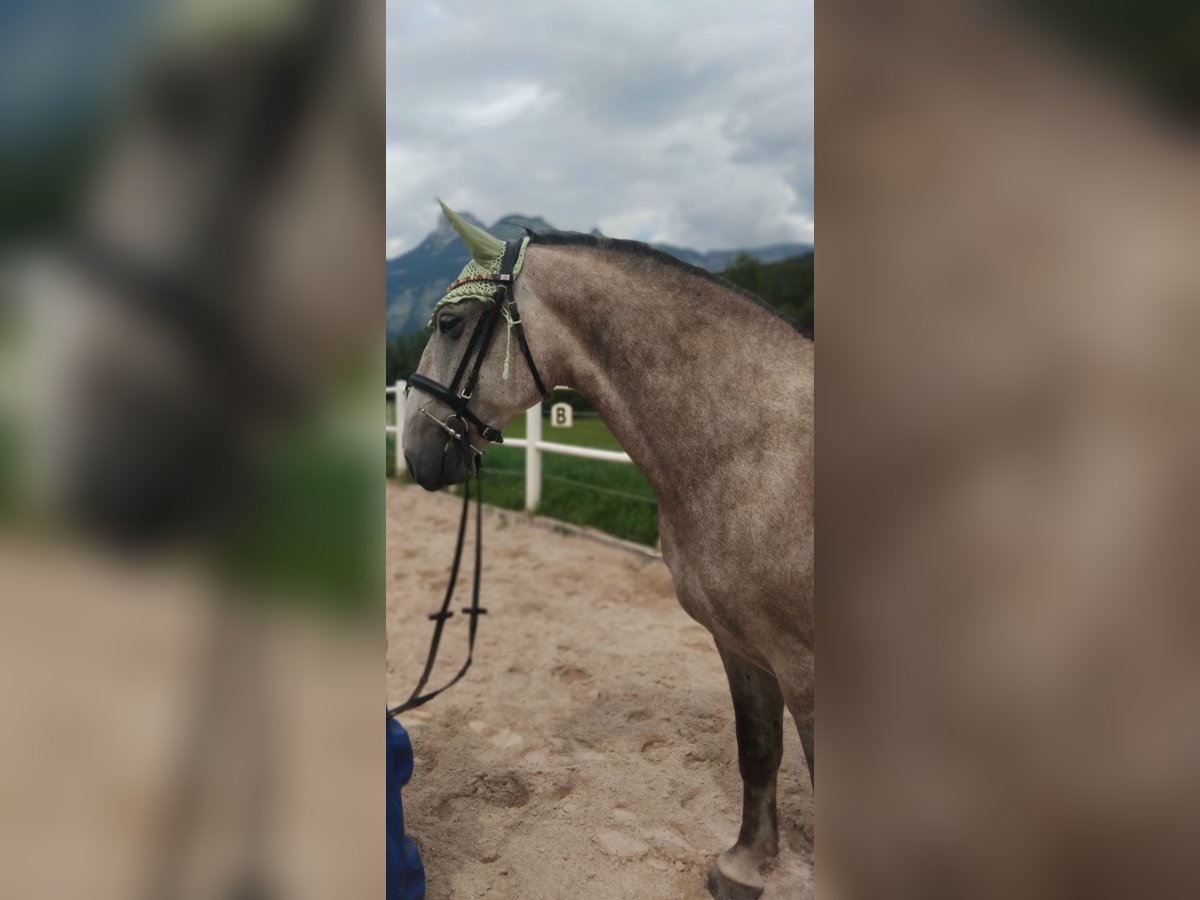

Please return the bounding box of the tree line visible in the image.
[722,252,814,337]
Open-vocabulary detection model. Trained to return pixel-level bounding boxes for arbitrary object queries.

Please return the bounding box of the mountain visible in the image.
[386,213,812,340]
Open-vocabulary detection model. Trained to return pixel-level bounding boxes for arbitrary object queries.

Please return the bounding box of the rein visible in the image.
[387,237,550,720]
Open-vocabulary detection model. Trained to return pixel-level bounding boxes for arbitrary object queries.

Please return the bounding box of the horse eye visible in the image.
[438,314,462,335]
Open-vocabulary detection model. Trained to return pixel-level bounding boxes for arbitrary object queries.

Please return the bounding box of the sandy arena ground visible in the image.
[387,483,813,899]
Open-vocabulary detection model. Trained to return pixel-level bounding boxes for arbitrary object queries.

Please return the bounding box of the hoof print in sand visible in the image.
[595,830,651,860]
[474,771,531,809]
[640,737,674,762]
[553,665,592,683]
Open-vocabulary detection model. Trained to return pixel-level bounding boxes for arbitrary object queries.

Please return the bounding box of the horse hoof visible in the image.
[706,864,764,900]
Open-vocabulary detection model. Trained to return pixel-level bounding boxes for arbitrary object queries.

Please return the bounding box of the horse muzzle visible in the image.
[403,428,474,492]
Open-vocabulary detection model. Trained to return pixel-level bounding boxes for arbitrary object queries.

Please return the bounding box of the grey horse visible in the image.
[404,204,814,899]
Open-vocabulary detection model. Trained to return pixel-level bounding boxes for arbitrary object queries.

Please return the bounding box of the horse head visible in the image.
[402,202,548,491]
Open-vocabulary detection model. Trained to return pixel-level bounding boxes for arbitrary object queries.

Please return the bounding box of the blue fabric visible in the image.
[387,718,425,900]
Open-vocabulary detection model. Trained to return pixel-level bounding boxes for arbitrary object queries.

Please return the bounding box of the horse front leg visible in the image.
[708,641,785,900]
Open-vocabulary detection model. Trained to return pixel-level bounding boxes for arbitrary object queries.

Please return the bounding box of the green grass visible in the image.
[501,414,625,450]
[388,410,660,546]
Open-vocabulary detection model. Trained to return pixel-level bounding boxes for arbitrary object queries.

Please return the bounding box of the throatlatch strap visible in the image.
[508,293,550,401]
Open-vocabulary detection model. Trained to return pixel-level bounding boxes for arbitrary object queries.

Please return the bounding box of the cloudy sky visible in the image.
[386,0,813,258]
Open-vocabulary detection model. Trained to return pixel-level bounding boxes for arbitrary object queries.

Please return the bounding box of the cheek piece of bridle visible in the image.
[388,237,550,720]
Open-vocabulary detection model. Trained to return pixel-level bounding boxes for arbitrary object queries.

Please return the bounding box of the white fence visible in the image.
[386,380,632,510]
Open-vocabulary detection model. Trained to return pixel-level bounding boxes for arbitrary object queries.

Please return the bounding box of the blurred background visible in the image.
[820,1,1200,898]
[1,0,382,897]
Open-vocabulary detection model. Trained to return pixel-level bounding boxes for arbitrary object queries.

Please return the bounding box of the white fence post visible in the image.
[393,380,405,477]
[525,402,542,511]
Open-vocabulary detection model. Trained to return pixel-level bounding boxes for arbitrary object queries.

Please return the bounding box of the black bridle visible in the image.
[405,237,550,448]
[387,237,550,719]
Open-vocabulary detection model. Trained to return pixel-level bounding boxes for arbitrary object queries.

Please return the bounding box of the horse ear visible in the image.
[438,200,505,264]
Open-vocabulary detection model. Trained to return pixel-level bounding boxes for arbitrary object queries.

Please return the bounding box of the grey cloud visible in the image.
[387,0,813,254]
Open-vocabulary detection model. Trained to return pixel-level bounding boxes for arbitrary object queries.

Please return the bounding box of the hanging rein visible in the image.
[387,238,550,719]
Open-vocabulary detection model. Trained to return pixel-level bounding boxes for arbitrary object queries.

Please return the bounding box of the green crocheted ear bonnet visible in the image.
[430,201,531,380]
[431,241,530,314]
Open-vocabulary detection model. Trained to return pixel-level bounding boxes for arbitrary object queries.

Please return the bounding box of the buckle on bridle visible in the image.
[421,408,464,442]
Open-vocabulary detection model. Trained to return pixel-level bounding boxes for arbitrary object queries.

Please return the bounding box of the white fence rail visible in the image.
[386,379,633,510]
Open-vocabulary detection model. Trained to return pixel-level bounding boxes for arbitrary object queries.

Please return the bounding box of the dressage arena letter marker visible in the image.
[551,402,573,428]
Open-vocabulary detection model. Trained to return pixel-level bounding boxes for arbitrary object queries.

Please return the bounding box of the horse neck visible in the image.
[522,243,802,504]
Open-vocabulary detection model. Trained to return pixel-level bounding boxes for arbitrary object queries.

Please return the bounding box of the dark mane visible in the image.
[527,231,809,337]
